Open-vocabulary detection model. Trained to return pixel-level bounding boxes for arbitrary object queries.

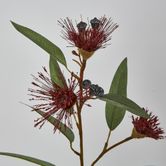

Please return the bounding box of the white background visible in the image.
[0,0,166,166]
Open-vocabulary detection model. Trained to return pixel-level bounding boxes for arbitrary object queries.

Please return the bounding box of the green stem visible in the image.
[70,143,80,156]
[103,130,111,150]
[91,136,133,166]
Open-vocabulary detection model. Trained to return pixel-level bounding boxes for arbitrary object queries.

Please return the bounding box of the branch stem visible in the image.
[91,136,133,166]
[78,110,84,166]
[77,59,86,166]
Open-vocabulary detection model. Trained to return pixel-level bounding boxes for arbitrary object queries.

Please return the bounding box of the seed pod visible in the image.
[90,84,99,96]
[77,21,87,32]
[90,84,104,97]
[96,86,104,97]
[90,17,101,29]
[82,79,91,89]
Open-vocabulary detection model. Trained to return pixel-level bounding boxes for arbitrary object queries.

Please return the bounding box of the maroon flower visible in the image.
[132,109,165,140]
[59,16,118,59]
[28,67,91,131]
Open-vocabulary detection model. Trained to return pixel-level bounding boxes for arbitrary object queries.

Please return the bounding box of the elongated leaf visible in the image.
[36,109,74,143]
[11,21,67,67]
[0,152,55,166]
[106,58,127,130]
[49,56,67,88]
[100,94,149,118]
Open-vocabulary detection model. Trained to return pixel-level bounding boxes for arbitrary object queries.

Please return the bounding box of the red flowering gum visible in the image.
[28,67,91,131]
[131,109,165,140]
[59,16,118,60]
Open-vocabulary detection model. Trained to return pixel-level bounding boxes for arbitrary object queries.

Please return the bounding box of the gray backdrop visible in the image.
[0,0,166,165]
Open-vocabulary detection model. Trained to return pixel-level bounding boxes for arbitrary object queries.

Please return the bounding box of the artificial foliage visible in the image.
[0,16,164,166]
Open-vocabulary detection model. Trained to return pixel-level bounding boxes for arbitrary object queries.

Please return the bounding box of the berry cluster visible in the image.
[82,79,104,97]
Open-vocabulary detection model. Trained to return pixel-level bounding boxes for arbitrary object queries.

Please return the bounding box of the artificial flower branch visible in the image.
[0,17,164,166]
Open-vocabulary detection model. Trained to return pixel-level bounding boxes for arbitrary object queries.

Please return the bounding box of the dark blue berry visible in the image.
[77,21,87,32]
[82,79,91,89]
[90,17,101,29]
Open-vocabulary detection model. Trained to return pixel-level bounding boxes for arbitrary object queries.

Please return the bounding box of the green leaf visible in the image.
[100,94,149,118]
[36,109,75,143]
[49,56,67,88]
[11,21,67,67]
[105,57,127,130]
[0,152,55,166]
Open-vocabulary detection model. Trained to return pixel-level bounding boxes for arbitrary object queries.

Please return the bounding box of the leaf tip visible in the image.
[10,21,18,29]
[10,20,15,25]
[123,57,127,63]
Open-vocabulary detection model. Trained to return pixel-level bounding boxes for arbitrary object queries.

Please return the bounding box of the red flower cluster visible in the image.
[59,16,118,59]
[28,67,91,131]
[132,109,165,140]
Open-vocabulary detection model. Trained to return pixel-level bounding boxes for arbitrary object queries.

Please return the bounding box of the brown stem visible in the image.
[78,110,84,166]
[73,112,79,128]
[91,136,133,166]
[66,67,80,81]
[79,60,87,102]
[77,59,86,166]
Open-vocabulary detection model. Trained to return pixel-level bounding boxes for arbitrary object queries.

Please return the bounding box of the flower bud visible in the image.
[77,21,87,32]
[90,17,101,29]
